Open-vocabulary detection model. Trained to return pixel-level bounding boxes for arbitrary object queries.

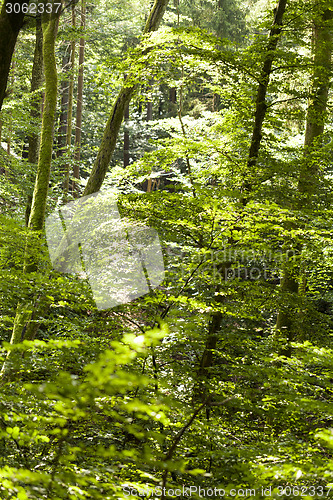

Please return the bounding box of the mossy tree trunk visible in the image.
[28,9,60,234]
[275,3,332,352]
[25,15,44,226]
[83,0,170,196]
[123,103,130,168]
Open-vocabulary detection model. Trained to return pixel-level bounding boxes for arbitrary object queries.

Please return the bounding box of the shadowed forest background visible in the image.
[0,0,333,498]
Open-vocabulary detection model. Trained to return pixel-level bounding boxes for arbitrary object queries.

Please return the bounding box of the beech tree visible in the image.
[275,1,333,352]
[72,0,85,193]
[25,15,43,225]
[197,0,289,390]
[83,0,170,196]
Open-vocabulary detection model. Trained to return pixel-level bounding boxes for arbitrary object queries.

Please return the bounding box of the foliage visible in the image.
[0,0,333,498]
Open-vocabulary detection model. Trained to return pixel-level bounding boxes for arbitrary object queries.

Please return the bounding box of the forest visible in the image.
[0,0,333,498]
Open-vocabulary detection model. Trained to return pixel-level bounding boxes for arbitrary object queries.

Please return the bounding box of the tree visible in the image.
[57,44,71,158]
[83,0,170,196]
[72,0,86,193]
[25,15,44,225]
[196,0,289,391]
[63,3,76,195]
[275,1,333,352]
[243,0,288,202]
[28,6,60,233]
[0,0,27,111]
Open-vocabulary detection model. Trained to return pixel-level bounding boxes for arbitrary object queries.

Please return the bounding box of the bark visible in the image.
[25,16,44,226]
[57,45,71,157]
[298,6,333,193]
[168,87,177,116]
[145,81,153,189]
[83,0,170,196]
[123,103,130,167]
[63,4,76,196]
[28,9,60,233]
[6,47,15,156]
[195,0,289,394]
[275,4,332,350]
[0,1,26,111]
[243,0,288,200]
[72,0,85,194]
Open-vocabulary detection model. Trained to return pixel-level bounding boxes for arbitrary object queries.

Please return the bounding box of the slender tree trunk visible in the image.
[195,0,289,394]
[146,81,153,190]
[168,87,177,116]
[275,4,332,351]
[25,16,44,226]
[83,0,170,196]
[6,48,15,156]
[123,103,130,167]
[57,44,71,157]
[193,262,229,403]
[0,1,26,112]
[72,0,85,194]
[28,17,44,166]
[298,6,333,194]
[243,0,288,201]
[1,4,61,382]
[63,4,76,197]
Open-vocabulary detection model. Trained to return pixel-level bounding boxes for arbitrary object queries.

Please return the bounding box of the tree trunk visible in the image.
[195,0,289,395]
[0,1,26,112]
[6,47,15,156]
[275,4,332,350]
[168,87,177,116]
[123,103,130,167]
[83,0,170,196]
[193,263,228,403]
[57,44,71,157]
[63,4,76,197]
[72,0,86,194]
[243,0,288,201]
[146,81,153,190]
[298,5,333,194]
[25,15,44,226]
[28,10,60,234]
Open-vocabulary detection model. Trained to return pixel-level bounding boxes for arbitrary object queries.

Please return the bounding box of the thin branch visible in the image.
[160,397,234,499]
